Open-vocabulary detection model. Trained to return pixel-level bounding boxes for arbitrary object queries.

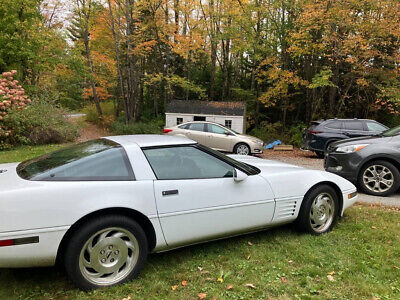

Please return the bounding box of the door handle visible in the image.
[162,189,179,196]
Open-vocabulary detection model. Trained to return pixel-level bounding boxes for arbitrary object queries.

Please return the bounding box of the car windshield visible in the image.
[17,139,134,181]
[197,144,260,175]
[381,125,400,137]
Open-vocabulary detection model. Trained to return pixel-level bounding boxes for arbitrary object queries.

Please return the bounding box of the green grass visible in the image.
[0,144,68,164]
[0,205,399,299]
[0,145,399,299]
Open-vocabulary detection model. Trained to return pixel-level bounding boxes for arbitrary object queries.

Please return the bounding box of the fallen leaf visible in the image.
[198,293,207,299]
[315,277,321,282]
[205,277,213,282]
[393,266,399,270]
[328,270,335,275]
[288,260,294,264]
[281,276,287,283]
[247,241,253,246]
[181,280,188,286]
[371,226,377,229]
[122,297,131,300]
[198,266,203,272]
[227,285,233,290]
[246,254,251,260]
[327,275,335,282]
[171,285,178,291]
[245,283,256,289]
[201,270,210,275]
[217,277,224,283]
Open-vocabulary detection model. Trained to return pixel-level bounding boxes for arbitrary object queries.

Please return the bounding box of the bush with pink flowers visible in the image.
[0,70,32,138]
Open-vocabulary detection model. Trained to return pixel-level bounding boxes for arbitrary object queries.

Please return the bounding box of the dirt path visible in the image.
[76,123,110,143]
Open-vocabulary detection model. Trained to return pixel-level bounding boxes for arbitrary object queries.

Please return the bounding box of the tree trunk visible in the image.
[107,0,127,120]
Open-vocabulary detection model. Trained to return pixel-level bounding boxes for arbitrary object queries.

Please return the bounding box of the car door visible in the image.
[184,123,207,145]
[142,145,275,247]
[204,123,234,151]
[343,120,368,138]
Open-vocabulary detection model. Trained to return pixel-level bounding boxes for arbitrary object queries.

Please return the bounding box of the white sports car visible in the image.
[0,135,357,290]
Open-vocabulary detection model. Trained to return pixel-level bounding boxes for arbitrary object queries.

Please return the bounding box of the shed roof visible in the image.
[166,100,246,116]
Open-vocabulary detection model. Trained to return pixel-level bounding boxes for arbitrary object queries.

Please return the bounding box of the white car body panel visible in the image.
[0,135,357,268]
[154,176,275,247]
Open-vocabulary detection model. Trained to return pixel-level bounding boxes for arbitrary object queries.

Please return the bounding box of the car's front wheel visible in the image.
[296,185,339,235]
[64,215,148,290]
[358,160,400,196]
[234,143,250,155]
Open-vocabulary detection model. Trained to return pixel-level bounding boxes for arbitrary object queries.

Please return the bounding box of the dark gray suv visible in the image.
[325,125,400,196]
[302,119,388,158]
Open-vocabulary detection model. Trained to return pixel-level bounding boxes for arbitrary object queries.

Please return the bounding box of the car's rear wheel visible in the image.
[64,215,148,290]
[358,160,400,196]
[315,151,325,159]
[296,185,339,235]
[234,143,250,155]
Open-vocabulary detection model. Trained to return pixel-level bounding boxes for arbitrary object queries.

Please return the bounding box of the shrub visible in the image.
[2,100,78,148]
[83,101,115,127]
[248,122,284,143]
[289,123,307,147]
[0,70,31,139]
[110,118,164,135]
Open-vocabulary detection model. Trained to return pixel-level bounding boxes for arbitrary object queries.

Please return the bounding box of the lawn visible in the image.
[0,146,399,299]
[0,144,68,164]
[0,204,398,299]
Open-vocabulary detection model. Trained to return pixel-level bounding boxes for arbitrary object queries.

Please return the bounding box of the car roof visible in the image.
[178,121,227,126]
[324,119,374,122]
[104,135,196,148]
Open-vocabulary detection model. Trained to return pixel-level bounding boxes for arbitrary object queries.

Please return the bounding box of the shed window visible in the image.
[194,116,206,121]
[225,120,232,128]
[177,117,183,125]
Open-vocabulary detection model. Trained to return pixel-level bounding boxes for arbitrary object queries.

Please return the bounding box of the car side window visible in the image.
[345,121,364,131]
[325,121,342,129]
[143,146,235,180]
[366,121,387,132]
[208,124,228,135]
[188,123,205,132]
[178,124,189,129]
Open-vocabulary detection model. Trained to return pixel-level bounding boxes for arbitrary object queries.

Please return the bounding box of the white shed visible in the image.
[165,100,247,134]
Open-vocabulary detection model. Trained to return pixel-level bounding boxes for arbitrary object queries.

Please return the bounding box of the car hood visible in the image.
[228,155,356,198]
[331,135,392,148]
[235,134,263,143]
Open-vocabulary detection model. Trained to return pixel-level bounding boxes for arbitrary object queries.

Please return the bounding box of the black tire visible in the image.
[64,215,148,291]
[315,151,325,159]
[234,143,250,155]
[358,160,400,196]
[296,185,339,235]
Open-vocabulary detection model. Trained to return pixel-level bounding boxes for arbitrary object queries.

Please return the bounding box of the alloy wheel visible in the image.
[362,165,394,194]
[309,192,335,233]
[79,227,139,286]
[236,145,250,155]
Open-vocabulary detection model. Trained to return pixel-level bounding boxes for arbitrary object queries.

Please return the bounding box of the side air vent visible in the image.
[274,198,298,220]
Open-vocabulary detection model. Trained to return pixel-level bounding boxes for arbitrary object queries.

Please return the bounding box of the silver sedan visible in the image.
[163,121,264,155]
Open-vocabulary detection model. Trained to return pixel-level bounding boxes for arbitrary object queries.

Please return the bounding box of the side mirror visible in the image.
[234,169,248,182]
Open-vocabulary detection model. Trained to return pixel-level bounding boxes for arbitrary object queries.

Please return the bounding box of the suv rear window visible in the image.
[345,120,364,131]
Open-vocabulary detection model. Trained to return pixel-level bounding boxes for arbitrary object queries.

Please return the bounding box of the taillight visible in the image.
[0,240,14,247]
[163,129,173,133]
[309,130,323,134]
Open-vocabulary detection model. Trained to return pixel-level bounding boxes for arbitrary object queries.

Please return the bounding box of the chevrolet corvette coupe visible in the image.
[0,135,357,290]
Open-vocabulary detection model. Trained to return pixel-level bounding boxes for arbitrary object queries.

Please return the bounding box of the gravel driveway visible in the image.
[260,149,400,207]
